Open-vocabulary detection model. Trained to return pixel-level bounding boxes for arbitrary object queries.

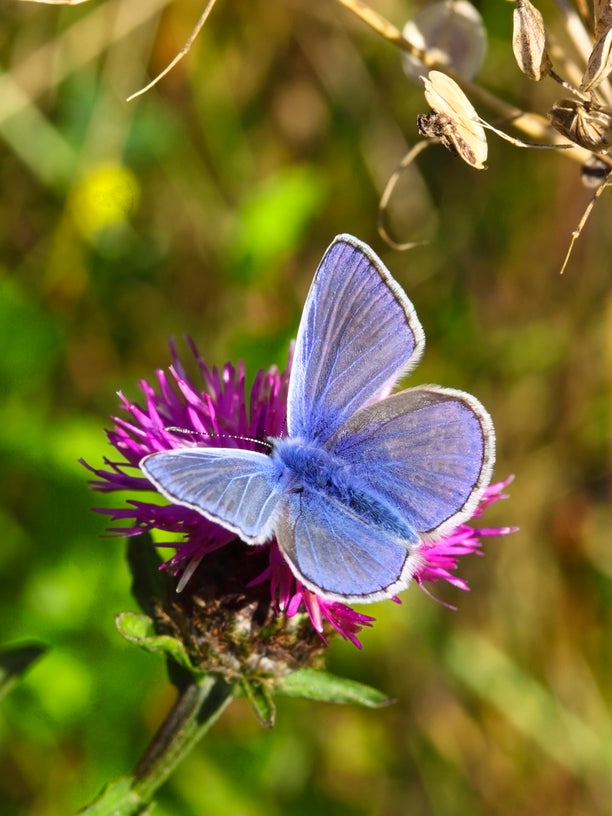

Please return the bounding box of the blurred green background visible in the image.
[1,0,611,814]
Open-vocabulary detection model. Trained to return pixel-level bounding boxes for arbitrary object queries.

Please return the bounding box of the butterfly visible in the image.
[141,234,495,603]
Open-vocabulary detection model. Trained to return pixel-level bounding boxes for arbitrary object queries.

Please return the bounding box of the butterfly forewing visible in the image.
[288,234,425,446]
[141,448,282,542]
[330,386,495,537]
[275,490,421,602]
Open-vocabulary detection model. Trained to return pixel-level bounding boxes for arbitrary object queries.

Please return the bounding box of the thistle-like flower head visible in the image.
[84,339,513,650]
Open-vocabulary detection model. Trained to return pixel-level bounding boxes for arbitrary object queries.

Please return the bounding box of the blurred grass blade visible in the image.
[3,0,170,120]
[0,643,47,701]
[0,72,76,188]
[447,632,612,775]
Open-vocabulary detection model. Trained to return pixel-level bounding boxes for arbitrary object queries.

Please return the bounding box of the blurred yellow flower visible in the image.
[70,164,139,240]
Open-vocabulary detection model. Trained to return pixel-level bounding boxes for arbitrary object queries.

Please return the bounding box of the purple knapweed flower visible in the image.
[84,338,514,649]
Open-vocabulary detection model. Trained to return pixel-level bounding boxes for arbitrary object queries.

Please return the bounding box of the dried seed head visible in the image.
[402,0,487,81]
[580,24,612,92]
[512,0,552,81]
[548,98,612,151]
[419,71,488,168]
[416,111,481,167]
[151,542,328,681]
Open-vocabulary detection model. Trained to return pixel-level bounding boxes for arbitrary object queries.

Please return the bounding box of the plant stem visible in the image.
[79,674,234,815]
[132,674,234,802]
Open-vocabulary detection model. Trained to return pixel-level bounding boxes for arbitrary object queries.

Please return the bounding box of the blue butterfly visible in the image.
[141,234,495,603]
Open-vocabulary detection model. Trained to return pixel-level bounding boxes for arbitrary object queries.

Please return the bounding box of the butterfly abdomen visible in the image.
[271,436,417,545]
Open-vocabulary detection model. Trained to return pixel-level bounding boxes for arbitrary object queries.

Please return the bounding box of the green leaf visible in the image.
[240,678,276,728]
[115,612,200,676]
[126,532,166,617]
[276,668,393,708]
[0,642,47,701]
[228,166,327,283]
[78,776,153,816]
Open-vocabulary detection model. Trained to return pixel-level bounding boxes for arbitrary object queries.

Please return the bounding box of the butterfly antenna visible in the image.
[164,426,273,452]
[225,434,273,452]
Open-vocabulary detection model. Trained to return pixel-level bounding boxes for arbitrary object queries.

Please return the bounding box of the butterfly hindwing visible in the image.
[330,386,495,537]
[287,234,425,445]
[274,489,421,602]
[141,448,281,543]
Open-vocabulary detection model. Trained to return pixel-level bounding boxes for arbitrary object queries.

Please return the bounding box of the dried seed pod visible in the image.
[419,71,488,168]
[580,24,612,92]
[548,98,612,151]
[594,0,612,40]
[581,154,612,188]
[402,0,487,81]
[512,0,551,81]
